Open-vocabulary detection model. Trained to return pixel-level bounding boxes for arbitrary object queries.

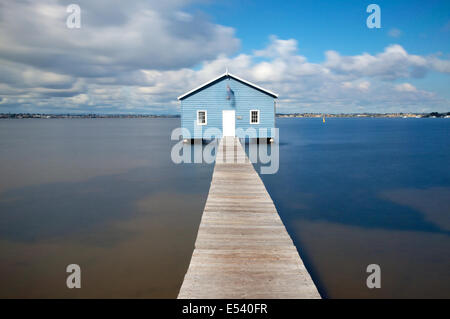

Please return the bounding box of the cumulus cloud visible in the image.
[428,56,450,73]
[152,38,448,113]
[324,45,431,80]
[0,1,449,113]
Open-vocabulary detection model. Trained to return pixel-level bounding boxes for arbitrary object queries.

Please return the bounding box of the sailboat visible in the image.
[322,114,326,123]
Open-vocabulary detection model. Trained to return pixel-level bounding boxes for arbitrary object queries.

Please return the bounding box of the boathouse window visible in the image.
[250,110,260,124]
[197,110,207,125]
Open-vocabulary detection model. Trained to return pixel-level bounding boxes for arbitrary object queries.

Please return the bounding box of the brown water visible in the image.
[0,118,213,298]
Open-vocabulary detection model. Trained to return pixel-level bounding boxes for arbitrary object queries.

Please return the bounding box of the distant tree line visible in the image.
[276,112,450,118]
[1,112,449,119]
[0,113,180,119]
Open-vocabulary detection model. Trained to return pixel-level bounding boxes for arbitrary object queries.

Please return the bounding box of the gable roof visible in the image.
[177,71,278,100]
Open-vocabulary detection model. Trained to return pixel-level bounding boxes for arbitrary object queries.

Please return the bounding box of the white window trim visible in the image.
[197,110,207,125]
[250,109,260,124]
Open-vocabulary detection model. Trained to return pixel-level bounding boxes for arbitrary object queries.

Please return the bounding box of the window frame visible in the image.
[197,110,207,125]
[249,109,260,124]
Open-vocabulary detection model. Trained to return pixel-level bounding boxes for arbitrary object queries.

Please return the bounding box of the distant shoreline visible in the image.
[277,112,450,119]
[0,114,180,119]
[1,112,449,119]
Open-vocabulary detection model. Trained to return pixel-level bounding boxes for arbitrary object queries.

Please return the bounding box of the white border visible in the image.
[197,110,207,125]
[250,109,260,124]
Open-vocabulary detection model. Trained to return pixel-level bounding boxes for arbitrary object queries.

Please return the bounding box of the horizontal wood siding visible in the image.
[181,77,275,138]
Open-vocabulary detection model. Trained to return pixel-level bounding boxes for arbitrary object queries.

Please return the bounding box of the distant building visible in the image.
[178,71,278,140]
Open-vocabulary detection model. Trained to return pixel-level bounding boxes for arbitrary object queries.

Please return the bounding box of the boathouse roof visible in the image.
[177,71,279,100]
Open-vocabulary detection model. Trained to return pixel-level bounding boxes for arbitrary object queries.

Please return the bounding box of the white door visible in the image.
[222,110,235,137]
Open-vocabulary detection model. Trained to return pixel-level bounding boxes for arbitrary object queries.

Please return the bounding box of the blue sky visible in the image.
[196,0,450,58]
[0,0,449,113]
[195,0,450,99]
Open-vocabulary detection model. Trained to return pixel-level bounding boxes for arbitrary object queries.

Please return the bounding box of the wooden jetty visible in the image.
[178,137,321,299]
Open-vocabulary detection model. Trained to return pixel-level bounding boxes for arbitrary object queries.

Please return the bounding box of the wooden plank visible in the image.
[178,137,321,299]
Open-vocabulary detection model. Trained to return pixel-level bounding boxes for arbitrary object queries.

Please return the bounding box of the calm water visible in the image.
[0,118,449,298]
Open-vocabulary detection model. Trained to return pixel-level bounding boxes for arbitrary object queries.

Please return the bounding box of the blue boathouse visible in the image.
[178,71,278,141]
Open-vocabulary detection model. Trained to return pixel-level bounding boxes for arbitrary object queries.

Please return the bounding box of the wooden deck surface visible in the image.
[177,137,321,299]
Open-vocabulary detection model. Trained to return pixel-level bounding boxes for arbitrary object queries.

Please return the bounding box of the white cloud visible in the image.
[154,38,447,113]
[428,57,450,73]
[254,36,299,59]
[0,0,239,75]
[324,45,430,80]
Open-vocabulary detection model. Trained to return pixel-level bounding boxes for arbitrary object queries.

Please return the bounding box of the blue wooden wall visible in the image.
[180,76,275,138]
